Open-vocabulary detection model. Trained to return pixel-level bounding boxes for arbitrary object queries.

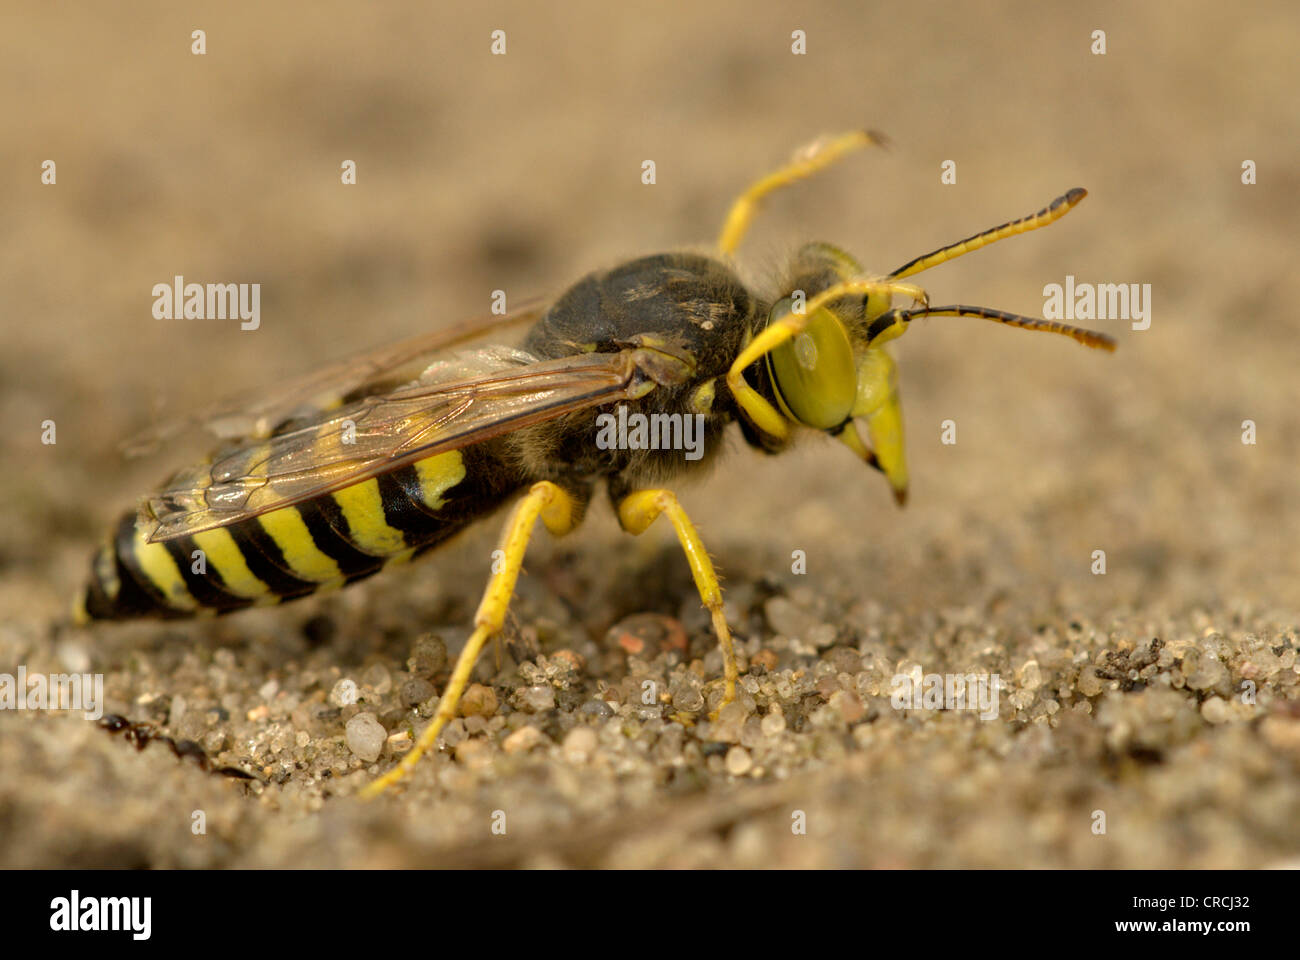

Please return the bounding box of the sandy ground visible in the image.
[2,0,1299,868]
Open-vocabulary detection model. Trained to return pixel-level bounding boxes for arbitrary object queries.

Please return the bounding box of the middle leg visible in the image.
[617,488,738,713]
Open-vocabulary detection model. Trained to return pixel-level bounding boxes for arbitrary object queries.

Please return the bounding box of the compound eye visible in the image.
[765,297,858,430]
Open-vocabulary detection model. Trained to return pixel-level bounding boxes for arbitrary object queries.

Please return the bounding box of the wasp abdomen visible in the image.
[78,448,513,622]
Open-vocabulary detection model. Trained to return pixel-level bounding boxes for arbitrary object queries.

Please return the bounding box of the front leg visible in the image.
[616,487,737,713]
[716,130,887,257]
[725,277,926,442]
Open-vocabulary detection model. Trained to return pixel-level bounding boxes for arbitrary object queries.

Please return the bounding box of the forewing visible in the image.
[121,299,549,457]
[144,347,644,542]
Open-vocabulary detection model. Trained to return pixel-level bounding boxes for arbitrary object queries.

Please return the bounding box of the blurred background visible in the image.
[1,0,1297,868]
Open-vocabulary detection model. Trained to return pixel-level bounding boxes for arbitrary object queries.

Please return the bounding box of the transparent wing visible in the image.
[121,299,549,457]
[144,345,648,542]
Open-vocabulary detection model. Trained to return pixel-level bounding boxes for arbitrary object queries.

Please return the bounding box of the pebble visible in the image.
[1008,688,1034,711]
[550,649,586,673]
[761,710,786,737]
[823,646,863,674]
[407,635,448,678]
[1200,696,1230,724]
[454,738,493,770]
[671,685,705,713]
[1237,647,1279,676]
[606,613,688,658]
[725,746,753,776]
[1261,716,1300,755]
[1186,655,1229,692]
[519,684,555,712]
[896,659,924,687]
[829,690,865,724]
[1077,666,1105,697]
[764,596,818,639]
[328,677,358,708]
[503,725,548,754]
[580,699,615,719]
[461,683,498,718]
[710,700,749,743]
[401,678,436,709]
[441,717,467,747]
[562,727,598,763]
[362,664,392,695]
[345,712,387,762]
[807,624,838,650]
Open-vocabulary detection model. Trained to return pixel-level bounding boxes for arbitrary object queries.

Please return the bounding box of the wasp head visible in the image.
[758,233,1114,506]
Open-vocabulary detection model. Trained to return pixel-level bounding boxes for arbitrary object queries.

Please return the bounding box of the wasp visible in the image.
[76,131,1115,796]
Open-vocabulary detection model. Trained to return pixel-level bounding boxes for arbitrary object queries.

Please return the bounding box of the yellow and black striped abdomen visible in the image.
[78,448,512,622]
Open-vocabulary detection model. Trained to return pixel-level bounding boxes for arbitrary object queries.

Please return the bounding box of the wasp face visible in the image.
[763,244,910,504]
[764,294,859,431]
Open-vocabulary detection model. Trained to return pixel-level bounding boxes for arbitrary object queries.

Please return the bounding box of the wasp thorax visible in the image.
[765,296,858,431]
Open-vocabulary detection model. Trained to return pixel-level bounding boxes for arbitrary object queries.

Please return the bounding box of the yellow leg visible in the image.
[717,130,887,257]
[725,278,926,441]
[617,489,737,713]
[361,481,579,798]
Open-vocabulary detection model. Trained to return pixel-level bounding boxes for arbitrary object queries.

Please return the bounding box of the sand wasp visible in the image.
[76,131,1115,796]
